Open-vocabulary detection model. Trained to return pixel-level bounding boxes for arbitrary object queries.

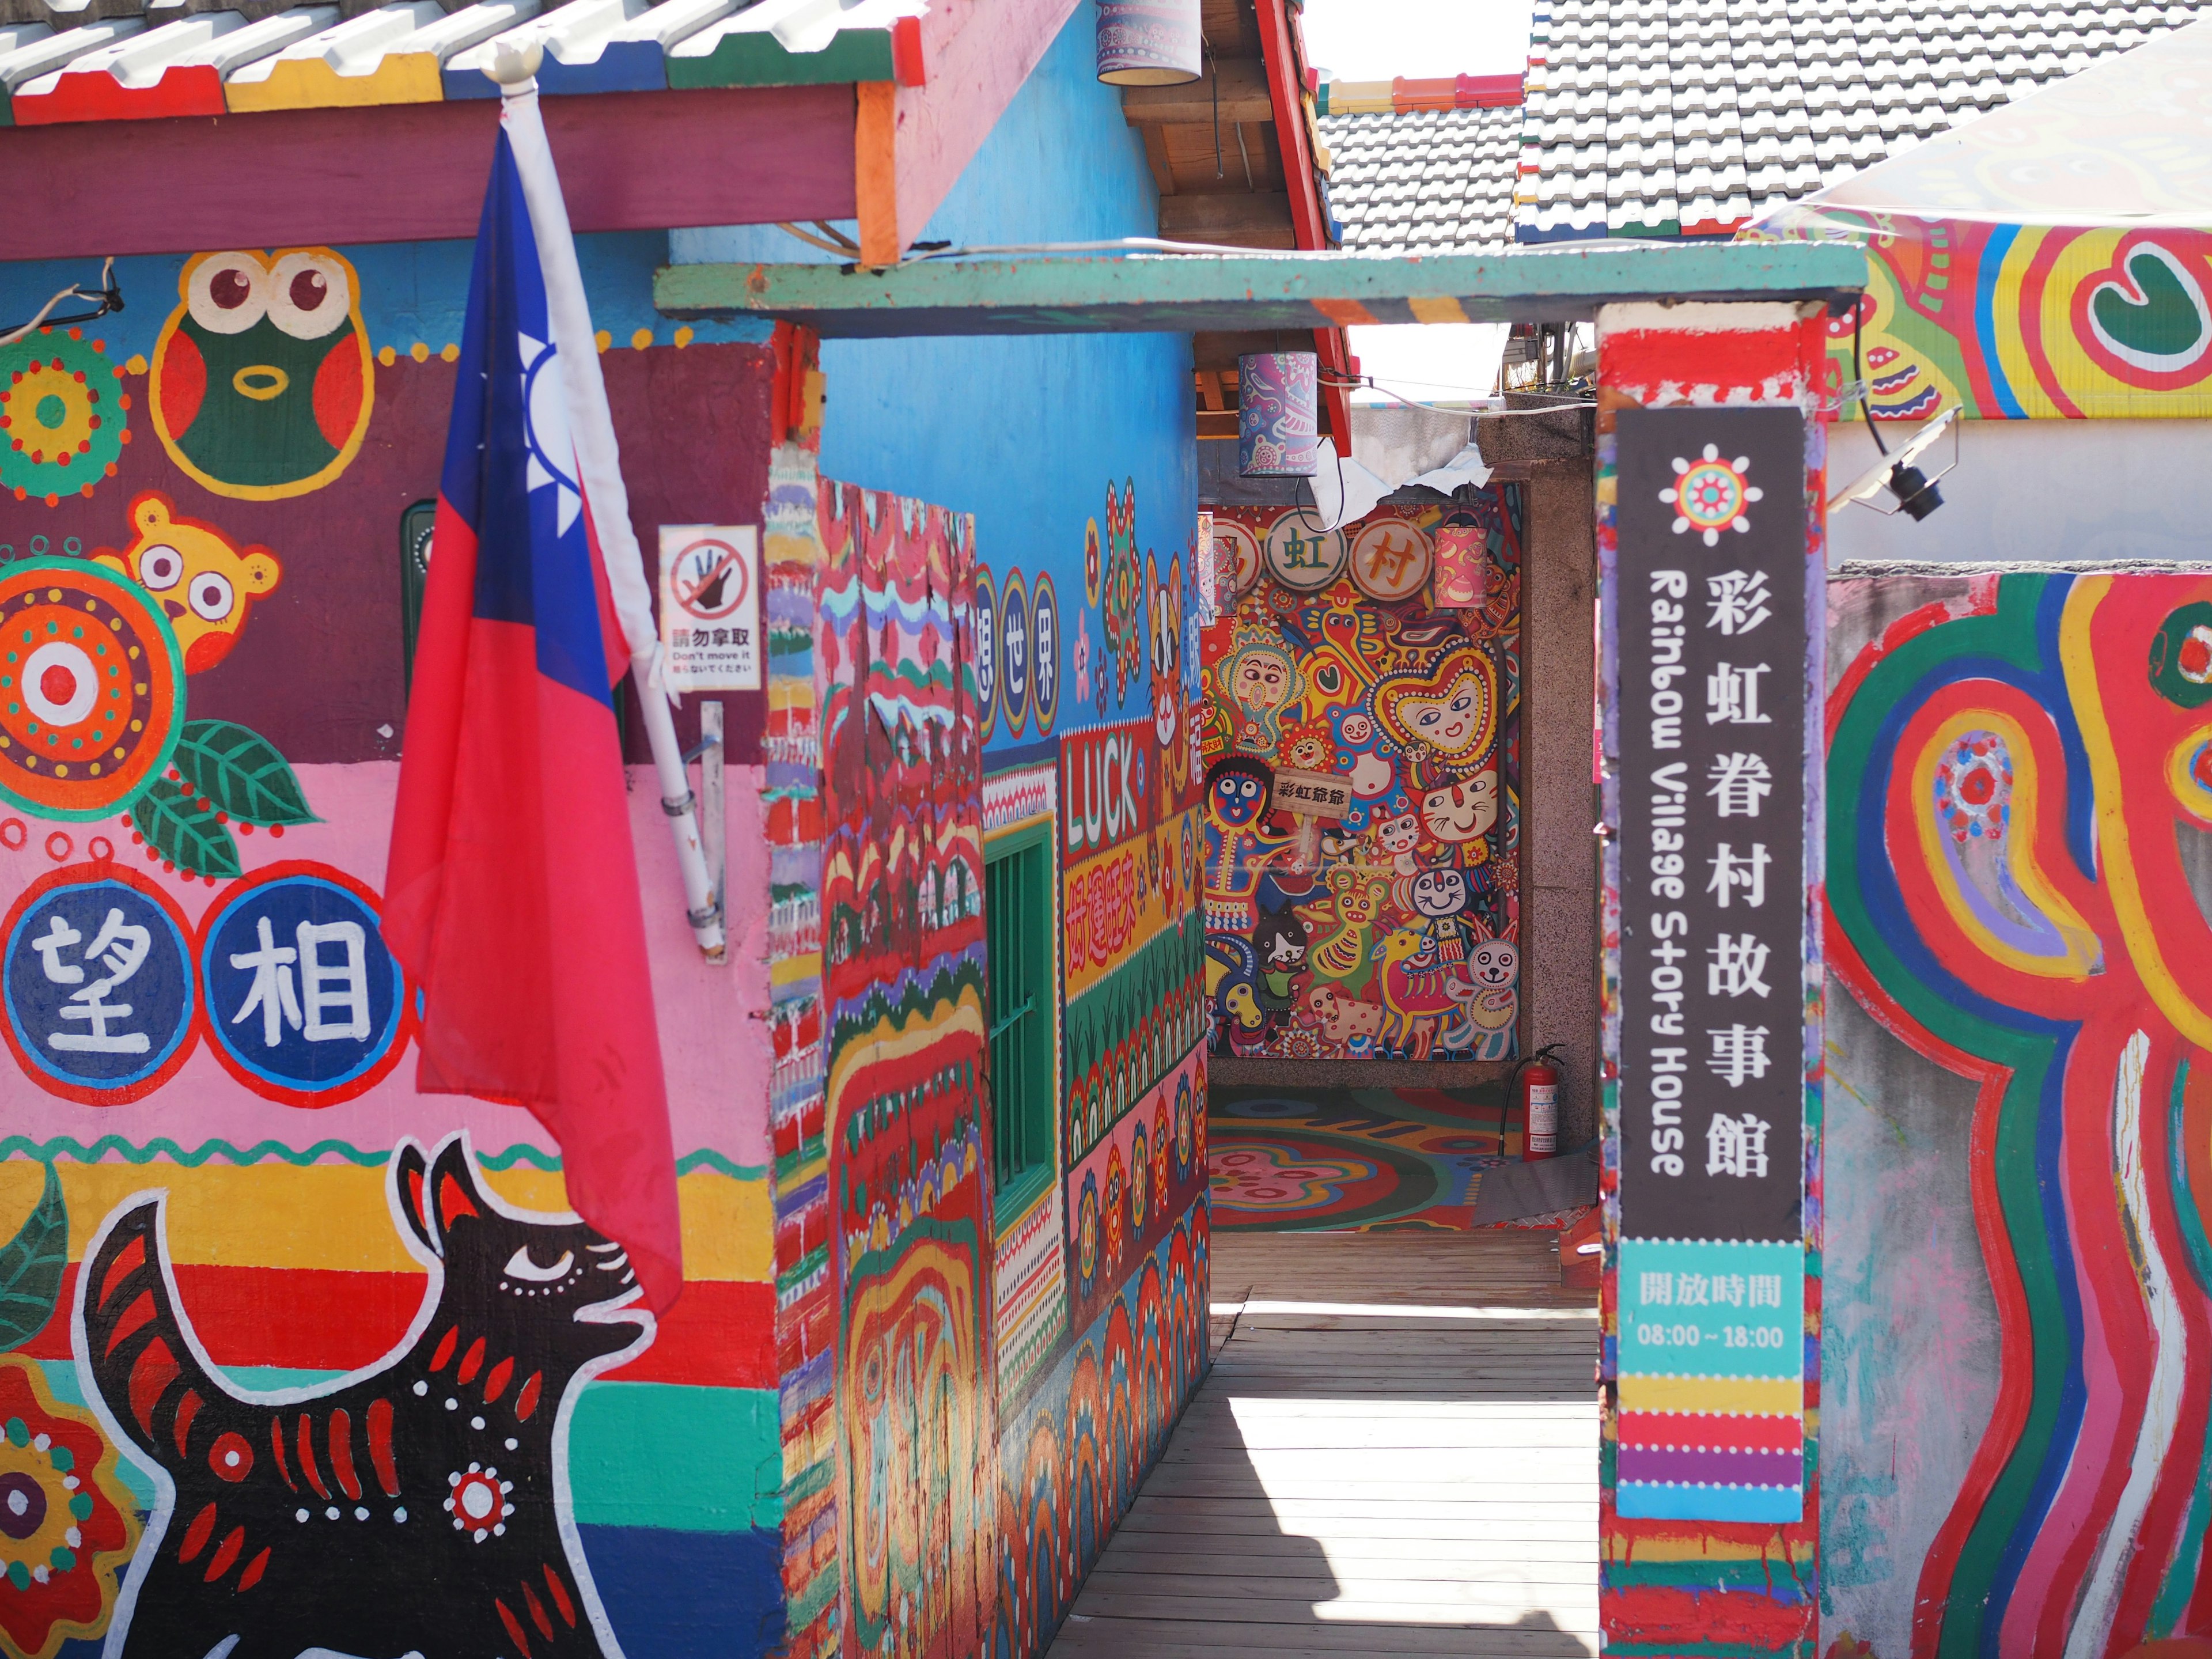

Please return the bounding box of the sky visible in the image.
[1298,0,1535,81]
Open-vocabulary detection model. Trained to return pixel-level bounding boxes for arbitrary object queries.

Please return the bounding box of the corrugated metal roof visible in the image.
[1319,103,1523,253]
[1514,0,2211,242]
[0,0,918,123]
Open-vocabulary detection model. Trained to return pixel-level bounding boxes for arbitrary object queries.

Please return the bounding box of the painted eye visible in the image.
[504,1245,575,1283]
[268,252,351,340]
[137,544,184,591]
[188,570,235,622]
[186,255,270,335]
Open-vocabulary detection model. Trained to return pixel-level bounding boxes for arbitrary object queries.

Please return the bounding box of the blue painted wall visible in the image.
[675,0,1199,758]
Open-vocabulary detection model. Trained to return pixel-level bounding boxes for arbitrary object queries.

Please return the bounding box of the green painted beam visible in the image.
[652,243,1869,338]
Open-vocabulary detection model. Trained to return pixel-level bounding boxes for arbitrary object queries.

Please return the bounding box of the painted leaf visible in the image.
[0,1163,67,1352]
[173,719,317,826]
[133,776,243,878]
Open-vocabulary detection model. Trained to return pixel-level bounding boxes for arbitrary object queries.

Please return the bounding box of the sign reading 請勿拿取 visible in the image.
[1611,406,1809,1527]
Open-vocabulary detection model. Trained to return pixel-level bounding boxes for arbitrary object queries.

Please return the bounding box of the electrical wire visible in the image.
[0,259,124,349]
[1853,300,1888,457]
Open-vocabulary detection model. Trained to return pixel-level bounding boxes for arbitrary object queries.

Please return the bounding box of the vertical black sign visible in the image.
[1616,407,1805,1243]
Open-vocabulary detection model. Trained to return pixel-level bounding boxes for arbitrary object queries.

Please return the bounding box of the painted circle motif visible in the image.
[1172,1074,1195,1179]
[998,569,1029,734]
[1933,732,2013,844]
[0,329,127,507]
[1214,518,1263,597]
[198,863,408,1104]
[1129,1125,1150,1233]
[1660,444,1763,547]
[2,863,196,1103]
[972,567,998,740]
[1263,512,1347,593]
[1031,573,1059,736]
[1208,1126,1440,1229]
[1349,518,1435,603]
[2152,602,2212,707]
[1075,1172,1101,1286]
[0,558,184,821]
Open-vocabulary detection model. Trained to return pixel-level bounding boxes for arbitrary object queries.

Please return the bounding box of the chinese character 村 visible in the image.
[1708,1024,1772,1087]
[1706,662,1773,725]
[1707,752,1774,818]
[1706,1112,1772,1179]
[1706,842,1771,909]
[1706,569,1773,636]
[1708,934,1773,998]
[35,909,152,1055]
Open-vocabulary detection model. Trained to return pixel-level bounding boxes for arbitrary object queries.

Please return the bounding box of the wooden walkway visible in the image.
[1048,1230,1601,1659]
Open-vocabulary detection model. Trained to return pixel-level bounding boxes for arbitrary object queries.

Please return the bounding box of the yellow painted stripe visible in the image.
[1618,1374,1802,1416]
[1609,1533,1816,1565]
[0,1160,768,1281]
[1407,296,1469,324]
[1312,298,1381,327]
[224,55,444,113]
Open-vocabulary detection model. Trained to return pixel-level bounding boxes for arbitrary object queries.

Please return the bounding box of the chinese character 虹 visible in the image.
[1708,933,1772,998]
[1706,842,1771,909]
[1639,1272,1671,1306]
[1708,752,1773,818]
[1707,1024,1772,1087]
[1706,569,1773,636]
[42,908,152,1055]
[1706,1111,1772,1179]
[1706,662,1773,725]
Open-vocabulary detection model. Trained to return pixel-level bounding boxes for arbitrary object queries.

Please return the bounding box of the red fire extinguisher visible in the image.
[1514,1044,1567,1162]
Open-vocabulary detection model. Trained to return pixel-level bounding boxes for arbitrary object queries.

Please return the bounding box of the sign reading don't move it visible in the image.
[658,524,761,692]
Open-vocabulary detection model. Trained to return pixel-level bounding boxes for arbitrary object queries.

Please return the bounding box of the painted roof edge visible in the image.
[1312,70,1523,116]
[652,242,1869,336]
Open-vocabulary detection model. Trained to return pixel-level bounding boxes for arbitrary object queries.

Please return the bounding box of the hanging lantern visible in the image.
[1097,0,1201,84]
[1237,351,1319,478]
[1433,509,1490,608]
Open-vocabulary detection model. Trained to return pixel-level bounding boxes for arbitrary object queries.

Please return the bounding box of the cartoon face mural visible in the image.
[92,492,281,674]
[1200,499,1521,1060]
[1824,571,2212,1659]
[72,1136,651,1659]
[1207,757,1270,828]
[150,249,374,500]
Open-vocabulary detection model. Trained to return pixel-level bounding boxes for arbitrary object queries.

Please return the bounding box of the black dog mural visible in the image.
[71,1135,654,1659]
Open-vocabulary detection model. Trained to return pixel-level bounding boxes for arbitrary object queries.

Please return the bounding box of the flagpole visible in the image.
[490,41,728,963]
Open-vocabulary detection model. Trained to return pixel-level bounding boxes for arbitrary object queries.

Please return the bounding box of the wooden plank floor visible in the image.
[1048,1230,1601,1659]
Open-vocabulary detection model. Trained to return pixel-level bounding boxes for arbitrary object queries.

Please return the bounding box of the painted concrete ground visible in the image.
[1209,1085,1589,1232]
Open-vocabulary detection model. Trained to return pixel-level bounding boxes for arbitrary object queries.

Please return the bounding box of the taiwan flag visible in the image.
[382,94,681,1313]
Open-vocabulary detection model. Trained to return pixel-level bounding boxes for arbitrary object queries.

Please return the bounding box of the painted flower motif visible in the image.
[1105,1150,1126,1266]
[1073,612,1093,704]
[1129,1128,1150,1234]
[0,1357,139,1659]
[1660,444,1763,546]
[1934,731,2013,844]
[444,1462,513,1543]
[1075,1175,1100,1285]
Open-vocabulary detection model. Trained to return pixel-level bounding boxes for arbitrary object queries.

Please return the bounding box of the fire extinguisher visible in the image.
[1514,1044,1567,1162]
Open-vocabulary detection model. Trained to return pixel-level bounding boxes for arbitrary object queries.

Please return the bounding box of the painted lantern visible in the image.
[1096,0,1201,84]
[1238,351,1319,478]
[1433,509,1488,608]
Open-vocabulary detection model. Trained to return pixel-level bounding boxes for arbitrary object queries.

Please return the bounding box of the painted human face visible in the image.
[1397,671,1487,754]
[1469,939,1518,987]
[1211,770,1267,828]
[1411,868,1471,918]
[1374,813,1420,855]
[1422,772,1498,843]
[1230,647,1294,712]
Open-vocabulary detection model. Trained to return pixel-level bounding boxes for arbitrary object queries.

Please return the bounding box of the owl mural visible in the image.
[149,249,374,499]
[92,492,281,674]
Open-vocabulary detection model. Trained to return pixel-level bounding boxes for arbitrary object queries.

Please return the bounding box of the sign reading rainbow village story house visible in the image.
[1612,407,1810,1525]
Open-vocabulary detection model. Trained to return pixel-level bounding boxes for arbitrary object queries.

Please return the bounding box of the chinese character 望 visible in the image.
[1708,752,1773,818]
[1707,1111,1772,1179]
[1706,569,1773,636]
[1708,1024,1772,1087]
[1706,662,1773,725]
[35,908,152,1055]
[1708,933,1772,998]
[1706,842,1771,909]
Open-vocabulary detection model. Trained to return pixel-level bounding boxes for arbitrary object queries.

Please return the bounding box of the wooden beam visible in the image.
[1142,123,1176,196]
[653,244,1873,336]
[1121,57,1274,126]
[0,83,858,260]
[1198,369,1225,410]
[1160,189,1291,240]
[855,79,898,266]
[889,0,1082,268]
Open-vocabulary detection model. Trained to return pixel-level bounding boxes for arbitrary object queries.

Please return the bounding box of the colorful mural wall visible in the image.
[0,238,785,1659]
[1198,495,1524,1062]
[1824,570,2212,1659]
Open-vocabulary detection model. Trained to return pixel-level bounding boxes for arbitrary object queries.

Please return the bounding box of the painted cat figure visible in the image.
[73,1135,653,1659]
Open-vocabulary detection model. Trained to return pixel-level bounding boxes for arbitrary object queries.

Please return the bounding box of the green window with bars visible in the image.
[985,823,1055,1214]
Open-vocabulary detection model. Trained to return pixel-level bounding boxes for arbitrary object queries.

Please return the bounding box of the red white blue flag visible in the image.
[382,97,681,1313]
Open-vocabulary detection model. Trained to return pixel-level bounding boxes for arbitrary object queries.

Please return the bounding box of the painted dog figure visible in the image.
[73,1135,653,1659]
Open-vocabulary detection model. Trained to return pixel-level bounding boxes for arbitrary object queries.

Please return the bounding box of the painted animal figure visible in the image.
[92,491,281,673]
[73,1135,652,1659]
[1370,925,1474,1059]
